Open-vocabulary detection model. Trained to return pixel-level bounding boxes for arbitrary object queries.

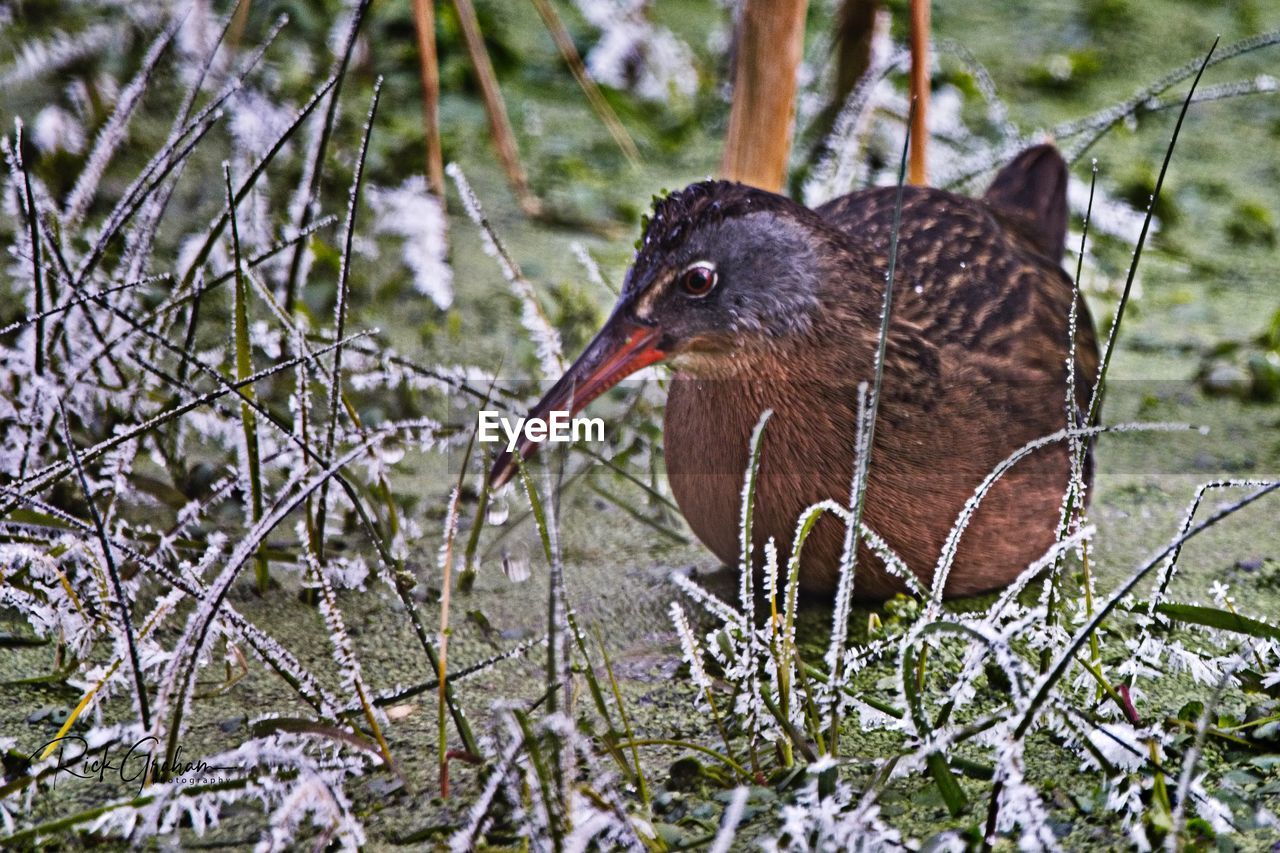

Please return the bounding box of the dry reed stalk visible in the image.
[720,0,809,192]
[228,0,252,51]
[451,0,541,214]
[908,0,929,185]
[412,0,446,198]
[834,0,880,103]
[528,0,640,166]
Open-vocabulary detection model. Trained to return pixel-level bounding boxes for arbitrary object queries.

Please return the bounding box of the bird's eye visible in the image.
[679,262,717,297]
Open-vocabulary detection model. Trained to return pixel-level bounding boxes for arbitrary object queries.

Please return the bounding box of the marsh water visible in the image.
[3,0,1280,846]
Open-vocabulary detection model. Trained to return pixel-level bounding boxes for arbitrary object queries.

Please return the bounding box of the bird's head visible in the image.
[488,181,836,488]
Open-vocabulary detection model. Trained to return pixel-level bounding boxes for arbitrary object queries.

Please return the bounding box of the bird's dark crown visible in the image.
[626,181,810,295]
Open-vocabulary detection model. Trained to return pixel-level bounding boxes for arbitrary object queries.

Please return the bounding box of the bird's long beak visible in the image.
[488,314,666,488]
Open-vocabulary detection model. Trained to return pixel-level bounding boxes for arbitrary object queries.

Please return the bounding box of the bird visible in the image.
[490,144,1099,600]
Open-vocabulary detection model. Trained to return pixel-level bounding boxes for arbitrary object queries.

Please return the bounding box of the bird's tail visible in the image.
[983,143,1069,262]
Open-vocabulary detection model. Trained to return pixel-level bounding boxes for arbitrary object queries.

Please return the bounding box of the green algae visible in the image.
[3,0,1280,848]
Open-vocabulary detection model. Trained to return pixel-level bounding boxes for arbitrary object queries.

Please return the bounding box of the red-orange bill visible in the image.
[488,319,665,488]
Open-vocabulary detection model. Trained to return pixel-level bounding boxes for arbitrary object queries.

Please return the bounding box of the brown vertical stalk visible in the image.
[720,0,809,192]
[451,0,540,215]
[528,0,640,165]
[908,0,930,186]
[228,0,252,51]
[834,0,880,102]
[412,0,446,199]
[800,0,881,171]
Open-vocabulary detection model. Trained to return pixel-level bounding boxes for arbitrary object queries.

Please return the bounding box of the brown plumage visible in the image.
[491,144,1099,600]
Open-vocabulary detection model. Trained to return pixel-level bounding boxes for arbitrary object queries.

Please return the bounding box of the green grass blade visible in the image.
[223,163,270,593]
[1150,603,1280,641]
[314,77,382,561]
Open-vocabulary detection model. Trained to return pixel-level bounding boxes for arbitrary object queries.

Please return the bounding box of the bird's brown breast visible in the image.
[663,187,1097,599]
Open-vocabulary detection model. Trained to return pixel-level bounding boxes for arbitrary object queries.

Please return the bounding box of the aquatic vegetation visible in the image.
[1,1,1279,849]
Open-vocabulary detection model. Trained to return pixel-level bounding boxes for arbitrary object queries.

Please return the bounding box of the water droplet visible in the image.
[501,546,530,583]
[378,443,405,466]
[486,492,510,526]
